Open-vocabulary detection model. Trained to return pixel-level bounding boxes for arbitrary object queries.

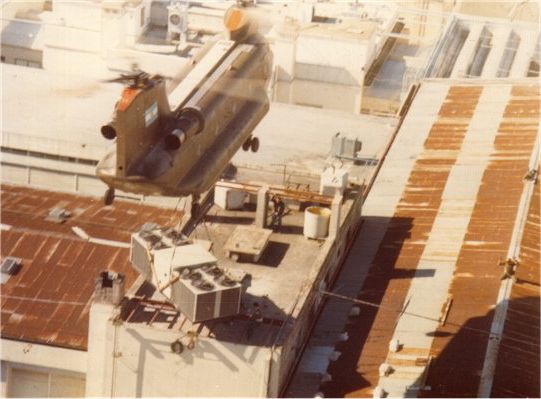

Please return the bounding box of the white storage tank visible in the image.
[303,206,331,239]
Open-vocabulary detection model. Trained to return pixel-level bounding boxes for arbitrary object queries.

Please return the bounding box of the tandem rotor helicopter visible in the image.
[96,5,272,217]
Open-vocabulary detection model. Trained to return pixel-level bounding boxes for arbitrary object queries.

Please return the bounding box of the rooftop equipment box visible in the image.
[320,167,348,196]
[171,265,242,323]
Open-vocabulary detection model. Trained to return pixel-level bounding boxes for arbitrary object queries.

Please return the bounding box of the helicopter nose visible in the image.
[101,124,117,140]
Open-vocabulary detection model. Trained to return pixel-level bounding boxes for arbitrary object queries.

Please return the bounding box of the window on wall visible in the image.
[140,7,145,27]
[7,367,85,397]
[14,58,42,69]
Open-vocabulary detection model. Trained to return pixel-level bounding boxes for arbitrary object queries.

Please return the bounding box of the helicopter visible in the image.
[96,6,272,217]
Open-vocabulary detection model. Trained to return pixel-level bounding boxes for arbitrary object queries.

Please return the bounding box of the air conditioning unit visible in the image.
[320,167,349,196]
[130,232,158,279]
[167,1,188,38]
[153,242,218,296]
[171,265,242,323]
[130,225,184,280]
[331,132,362,161]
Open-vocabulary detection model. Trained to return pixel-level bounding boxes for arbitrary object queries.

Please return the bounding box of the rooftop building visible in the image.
[1,1,539,398]
[0,185,180,397]
[0,53,396,396]
[426,14,540,79]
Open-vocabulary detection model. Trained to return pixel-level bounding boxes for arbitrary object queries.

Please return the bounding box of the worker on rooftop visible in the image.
[270,194,285,229]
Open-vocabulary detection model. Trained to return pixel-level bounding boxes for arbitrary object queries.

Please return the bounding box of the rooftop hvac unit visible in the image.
[130,227,179,280]
[331,132,362,161]
[319,167,348,196]
[130,233,155,280]
[167,1,188,37]
[171,264,242,323]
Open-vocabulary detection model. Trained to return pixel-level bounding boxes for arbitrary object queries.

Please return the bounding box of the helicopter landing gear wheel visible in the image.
[242,137,252,152]
[104,187,115,206]
[250,137,259,153]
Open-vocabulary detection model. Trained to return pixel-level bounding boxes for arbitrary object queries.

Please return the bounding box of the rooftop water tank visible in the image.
[303,206,331,239]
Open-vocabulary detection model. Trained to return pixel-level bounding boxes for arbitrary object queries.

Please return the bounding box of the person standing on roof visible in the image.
[270,194,285,228]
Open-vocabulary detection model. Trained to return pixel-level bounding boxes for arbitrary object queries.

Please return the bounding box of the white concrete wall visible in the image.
[86,311,273,397]
[270,27,371,111]
[51,0,102,31]
[296,35,368,86]
[86,302,116,397]
[43,23,101,53]
[275,79,361,113]
[0,338,87,374]
[1,45,42,66]
[2,361,86,397]
[122,2,152,46]
[271,37,297,81]
[101,8,124,53]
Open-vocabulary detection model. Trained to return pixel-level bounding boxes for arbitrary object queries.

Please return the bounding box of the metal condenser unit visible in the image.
[171,265,242,323]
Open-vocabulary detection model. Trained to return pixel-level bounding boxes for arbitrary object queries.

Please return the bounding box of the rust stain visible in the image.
[325,86,483,398]
[491,181,540,398]
[422,84,540,397]
[0,184,183,350]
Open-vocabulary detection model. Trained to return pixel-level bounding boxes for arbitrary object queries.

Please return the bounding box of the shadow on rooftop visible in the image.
[320,236,539,399]
[418,295,540,398]
[204,214,254,225]
[256,241,290,267]
[321,215,416,396]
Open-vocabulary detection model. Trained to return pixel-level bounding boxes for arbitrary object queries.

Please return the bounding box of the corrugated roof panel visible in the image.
[325,85,483,397]
[423,84,539,397]
[323,82,539,397]
[0,184,182,350]
[491,179,540,397]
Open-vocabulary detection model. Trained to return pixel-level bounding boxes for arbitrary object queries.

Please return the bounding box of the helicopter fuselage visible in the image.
[96,34,272,198]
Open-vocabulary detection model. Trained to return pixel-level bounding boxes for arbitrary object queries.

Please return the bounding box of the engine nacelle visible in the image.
[165,128,187,150]
[101,123,117,140]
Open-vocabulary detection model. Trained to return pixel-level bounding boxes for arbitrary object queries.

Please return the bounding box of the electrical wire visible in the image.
[2,287,539,351]
[322,290,541,349]
[168,196,188,278]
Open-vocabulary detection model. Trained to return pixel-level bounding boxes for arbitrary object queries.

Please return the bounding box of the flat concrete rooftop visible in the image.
[122,199,331,346]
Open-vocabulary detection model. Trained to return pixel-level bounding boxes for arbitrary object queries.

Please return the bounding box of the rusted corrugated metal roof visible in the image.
[324,82,539,397]
[1,184,182,350]
[423,84,539,397]
[1,185,181,241]
[491,176,540,395]
[325,85,483,397]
